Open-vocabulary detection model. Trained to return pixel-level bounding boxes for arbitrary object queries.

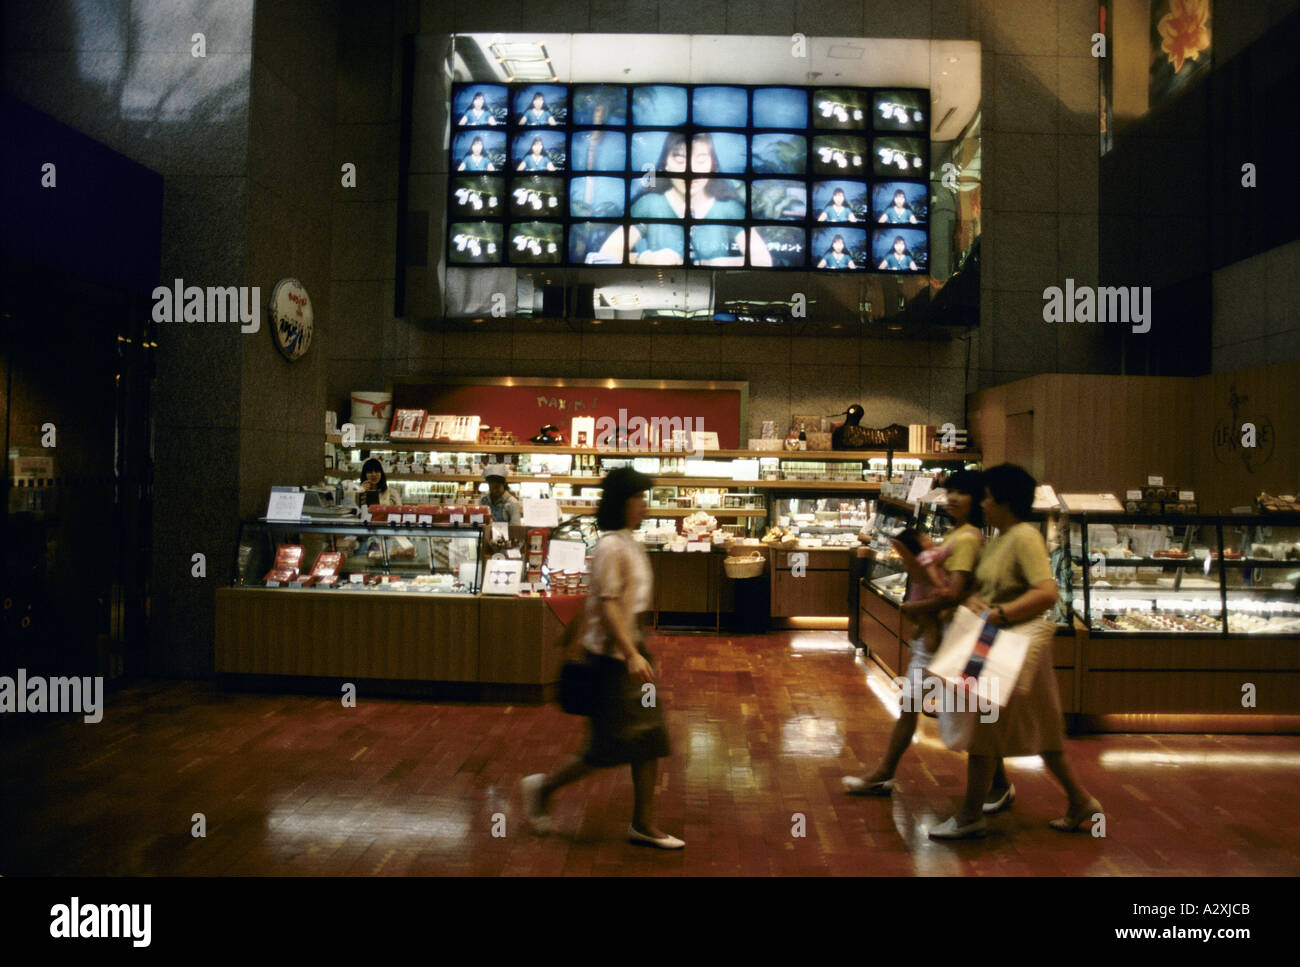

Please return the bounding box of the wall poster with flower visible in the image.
[1150,0,1212,107]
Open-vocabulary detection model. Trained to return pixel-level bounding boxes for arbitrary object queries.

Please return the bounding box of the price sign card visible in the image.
[266,490,305,521]
[483,559,523,596]
[522,497,561,528]
[547,539,587,573]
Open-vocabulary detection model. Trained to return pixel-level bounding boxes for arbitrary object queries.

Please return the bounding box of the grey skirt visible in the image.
[582,640,671,767]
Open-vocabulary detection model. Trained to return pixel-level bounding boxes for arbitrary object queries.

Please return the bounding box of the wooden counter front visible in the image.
[215,587,479,680]
[771,548,851,618]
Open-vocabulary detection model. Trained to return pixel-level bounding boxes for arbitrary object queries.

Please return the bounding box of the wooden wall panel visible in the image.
[971,362,1300,510]
[1193,360,1300,513]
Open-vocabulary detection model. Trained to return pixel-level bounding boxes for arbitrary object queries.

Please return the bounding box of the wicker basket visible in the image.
[724,553,766,579]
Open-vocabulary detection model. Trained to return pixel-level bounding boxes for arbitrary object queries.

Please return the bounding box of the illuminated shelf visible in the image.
[324,469,889,491]
[325,437,979,462]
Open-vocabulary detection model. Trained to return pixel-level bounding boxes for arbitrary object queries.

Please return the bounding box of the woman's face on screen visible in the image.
[690,136,714,173]
[664,140,687,173]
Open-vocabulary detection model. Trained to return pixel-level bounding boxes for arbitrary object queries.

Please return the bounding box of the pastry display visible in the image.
[1098,610,1222,633]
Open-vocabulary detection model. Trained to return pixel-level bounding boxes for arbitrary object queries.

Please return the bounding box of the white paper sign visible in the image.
[491,522,510,542]
[1147,475,1164,486]
[686,541,710,552]
[349,573,365,584]
[1126,490,1143,501]
[506,548,522,559]
[691,431,720,451]
[266,491,305,521]
[905,477,933,503]
[1178,490,1195,501]
[522,497,561,527]
[402,513,417,524]
[731,459,760,482]
[449,513,464,524]
[548,539,587,573]
[482,559,523,595]
[418,513,433,525]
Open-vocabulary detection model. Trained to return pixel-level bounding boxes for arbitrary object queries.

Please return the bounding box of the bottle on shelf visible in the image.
[798,423,807,451]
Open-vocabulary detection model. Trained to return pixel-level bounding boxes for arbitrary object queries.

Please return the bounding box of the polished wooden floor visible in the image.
[3,630,1299,876]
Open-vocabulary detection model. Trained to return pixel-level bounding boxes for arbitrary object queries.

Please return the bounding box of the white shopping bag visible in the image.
[926,606,1031,710]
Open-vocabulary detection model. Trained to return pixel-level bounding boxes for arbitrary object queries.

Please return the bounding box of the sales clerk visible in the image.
[482,472,522,524]
[361,458,400,507]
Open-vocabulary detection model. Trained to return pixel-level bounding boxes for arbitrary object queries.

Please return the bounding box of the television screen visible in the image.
[449,221,503,263]
[692,86,748,127]
[750,179,806,220]
[568,176,625,218]
[753,88,808,129]
[692,179,746,218]
[872,181,927,224]
[690,224,746,266]
[508,222,564,264]
[572,85,628,125]
[812,135,868,176]
[570,221,624,264]
[632,85,688,126]
[512,131,566,171]
[754,226,806,266]
[811,180,868,222]
[446,83,930,274]
[750,133,806,174]
[628,221,685,265]
[872,136,927,177]
[569,130,626,171]
[453,84,508,127]
[813,88,869,128]
[812,227,867,270]
[873,89,928,132]
[452,131,505,171]
[691,132,746,173]
[451,175,504,217]
[510,176,565,216]
[512,85,567,126]
[872,227,928,271]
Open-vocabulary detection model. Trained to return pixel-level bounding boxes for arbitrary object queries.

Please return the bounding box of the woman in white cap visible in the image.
[481,470,521,524]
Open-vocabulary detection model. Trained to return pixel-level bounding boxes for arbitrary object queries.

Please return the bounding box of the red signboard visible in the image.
[391,379,744,448]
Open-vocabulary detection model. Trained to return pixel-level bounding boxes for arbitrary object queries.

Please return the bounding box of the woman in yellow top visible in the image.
[844,470,1010,796]
[929,464,1102,839]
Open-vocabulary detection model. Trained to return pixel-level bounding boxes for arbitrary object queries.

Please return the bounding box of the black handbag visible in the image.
[558,657,597,715]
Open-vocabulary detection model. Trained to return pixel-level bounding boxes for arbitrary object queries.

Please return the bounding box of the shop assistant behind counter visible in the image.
[482,471,522,524]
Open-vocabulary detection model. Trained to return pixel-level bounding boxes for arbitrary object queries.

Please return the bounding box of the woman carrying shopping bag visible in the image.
[521,467,682,849]
[843,470,1013,798]
[928,464,1102,840]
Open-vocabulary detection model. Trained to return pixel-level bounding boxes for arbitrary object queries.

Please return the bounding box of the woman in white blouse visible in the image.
[522,467,682,849]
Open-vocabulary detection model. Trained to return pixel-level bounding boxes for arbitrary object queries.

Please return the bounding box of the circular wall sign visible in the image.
[269,278,313,361]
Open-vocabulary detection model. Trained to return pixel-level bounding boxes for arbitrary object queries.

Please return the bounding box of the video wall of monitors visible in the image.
[447,84,930,272]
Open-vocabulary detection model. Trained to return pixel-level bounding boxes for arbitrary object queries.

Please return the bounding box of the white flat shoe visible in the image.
[983,784,1016,814]
[628,825,685,849]
[842,776,896,796]
[520,774,555,835]
[928,815,987,840]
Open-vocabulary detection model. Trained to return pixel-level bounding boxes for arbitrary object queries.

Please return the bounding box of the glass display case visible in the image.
[769,494,871,548]
[862,497,912,604]
[1074,513,1300,635]
[234,520,484,594]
